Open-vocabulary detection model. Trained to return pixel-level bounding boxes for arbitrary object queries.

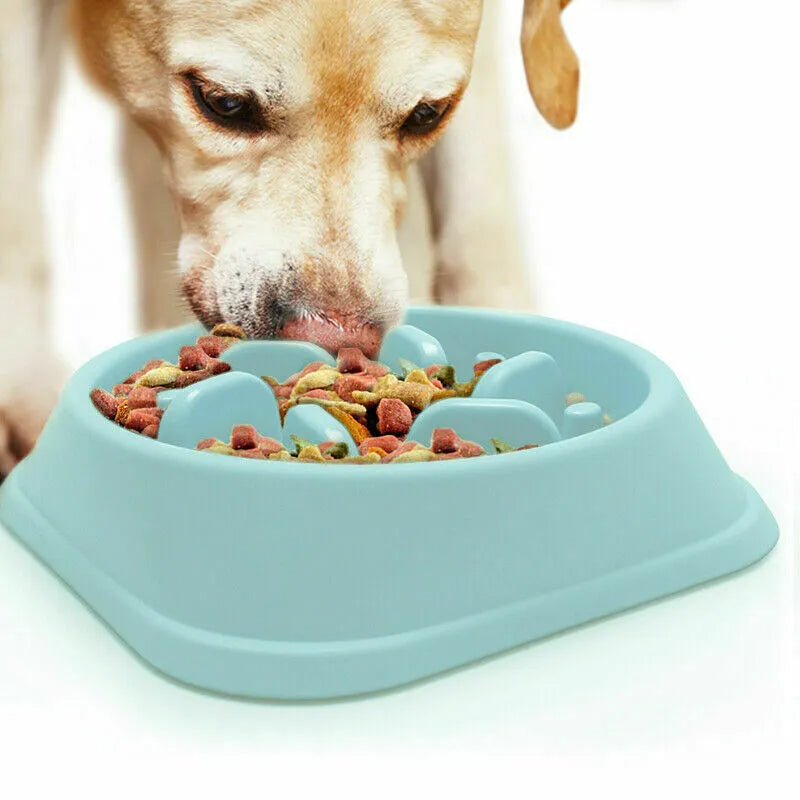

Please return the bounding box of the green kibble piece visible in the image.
[491,437,513,454]
[327,441,350,459]
[290,434,316,454]
[430,365,456,388]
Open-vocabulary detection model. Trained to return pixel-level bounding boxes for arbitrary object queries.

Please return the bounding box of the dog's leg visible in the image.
[421,0,531,310]
[121,121,189,332]
[0,0,68,477]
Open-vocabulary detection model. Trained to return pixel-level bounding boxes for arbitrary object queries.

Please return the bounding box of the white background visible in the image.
[2,0,798,795]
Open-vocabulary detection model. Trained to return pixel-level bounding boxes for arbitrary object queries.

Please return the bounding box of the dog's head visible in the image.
[74,0,578,355]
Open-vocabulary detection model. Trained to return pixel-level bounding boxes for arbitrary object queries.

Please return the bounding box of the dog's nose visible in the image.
[277,311,383,358]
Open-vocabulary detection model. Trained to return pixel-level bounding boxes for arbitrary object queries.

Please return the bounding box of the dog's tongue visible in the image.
[278,316,382,359]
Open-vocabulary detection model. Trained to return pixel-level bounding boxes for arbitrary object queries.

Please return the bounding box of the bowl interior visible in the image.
[81,307,654,456]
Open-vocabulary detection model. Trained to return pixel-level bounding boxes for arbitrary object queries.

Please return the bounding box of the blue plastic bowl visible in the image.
[0,307,778,699]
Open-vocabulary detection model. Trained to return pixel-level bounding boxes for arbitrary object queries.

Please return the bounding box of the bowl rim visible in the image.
[62,306,680,475]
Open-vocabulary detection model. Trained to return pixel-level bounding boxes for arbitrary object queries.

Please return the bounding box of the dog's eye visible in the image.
[187,75,263,133]
[401,101,449,136]
[204,91,247,118]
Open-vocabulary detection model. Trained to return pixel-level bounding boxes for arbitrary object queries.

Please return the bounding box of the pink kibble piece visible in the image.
[174,370,209,389]
[333,373,376,402]
[425,364,445,377]
[206,358,232,376]
[458,440,485,458]
[337,347,368,374]
[125,409,162,432]
[380,440,420,463]
[142,358,166,371]
[127,385,158,409]
[235,448,266,460]
[272,385,293,399]
[179,344,209,371]
[473,358,502,375]
[231,424,259,450]
[257,436,284,455]
[197,335,225,358]
[89,388,120,420]
[359,435,401,456]
[377,398,413,436]
[363,361,389,378]
[123,368,145,384]
[300,360,326,376]
[431,427,460,454]
[112,383,134,397]
[197,438,216,450]
[141,424,160,439]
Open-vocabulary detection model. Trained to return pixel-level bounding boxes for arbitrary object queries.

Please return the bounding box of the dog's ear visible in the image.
[520,0,579,129]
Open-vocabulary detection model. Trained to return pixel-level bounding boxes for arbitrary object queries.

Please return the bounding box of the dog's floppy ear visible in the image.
[520,0,579,129]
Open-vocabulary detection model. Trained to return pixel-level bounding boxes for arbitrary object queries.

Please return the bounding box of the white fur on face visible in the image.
[150,0,480,335]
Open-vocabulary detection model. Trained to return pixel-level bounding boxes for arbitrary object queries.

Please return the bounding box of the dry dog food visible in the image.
[196,424,522,464]
[89,323,243,440]
[90,327,539,463]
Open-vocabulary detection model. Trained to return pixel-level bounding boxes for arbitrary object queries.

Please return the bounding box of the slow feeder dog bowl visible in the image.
[0,307,778,699]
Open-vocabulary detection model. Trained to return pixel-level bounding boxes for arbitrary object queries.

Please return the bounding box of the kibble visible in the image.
[90,327,236,442]
[377,398,413,436]
[90,327,559,463]
[127,386,159,409]
[359,435,401,455]
[179,344,209,371]
[431,427,459,454]
[89,388,119,420]
[231,424,259,450]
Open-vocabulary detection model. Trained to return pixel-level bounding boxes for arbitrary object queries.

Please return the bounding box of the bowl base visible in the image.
[0,470,777,700]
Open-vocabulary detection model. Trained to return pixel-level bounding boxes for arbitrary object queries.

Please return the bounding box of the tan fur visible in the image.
[0,0,582,475]
[522,0,579,129]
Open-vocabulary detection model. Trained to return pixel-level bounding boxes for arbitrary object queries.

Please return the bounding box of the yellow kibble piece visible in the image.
[137,364,183,387]
[404,368,434,386]
[297,396,367,416]
[210,322,247,339]
[354,379,435,410]
[431,388,457,403]
[340,452,382,464]
[602,413,614,425]
[565,392,587,407]
[114,398,130,425]
[291,368,340,397]
[351,390,380,407]
[392,446,435,464]
[392,381,436,410]
[205,442,236,456]
[375,374,399,390]
[268,450,293,461]
[453,377,478,398]
[297,445,326,462]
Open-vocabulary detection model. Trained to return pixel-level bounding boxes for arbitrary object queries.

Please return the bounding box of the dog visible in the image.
[0,0,579,476]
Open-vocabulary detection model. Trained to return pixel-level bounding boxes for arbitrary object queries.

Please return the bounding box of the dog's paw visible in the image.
[0,358,67,481]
